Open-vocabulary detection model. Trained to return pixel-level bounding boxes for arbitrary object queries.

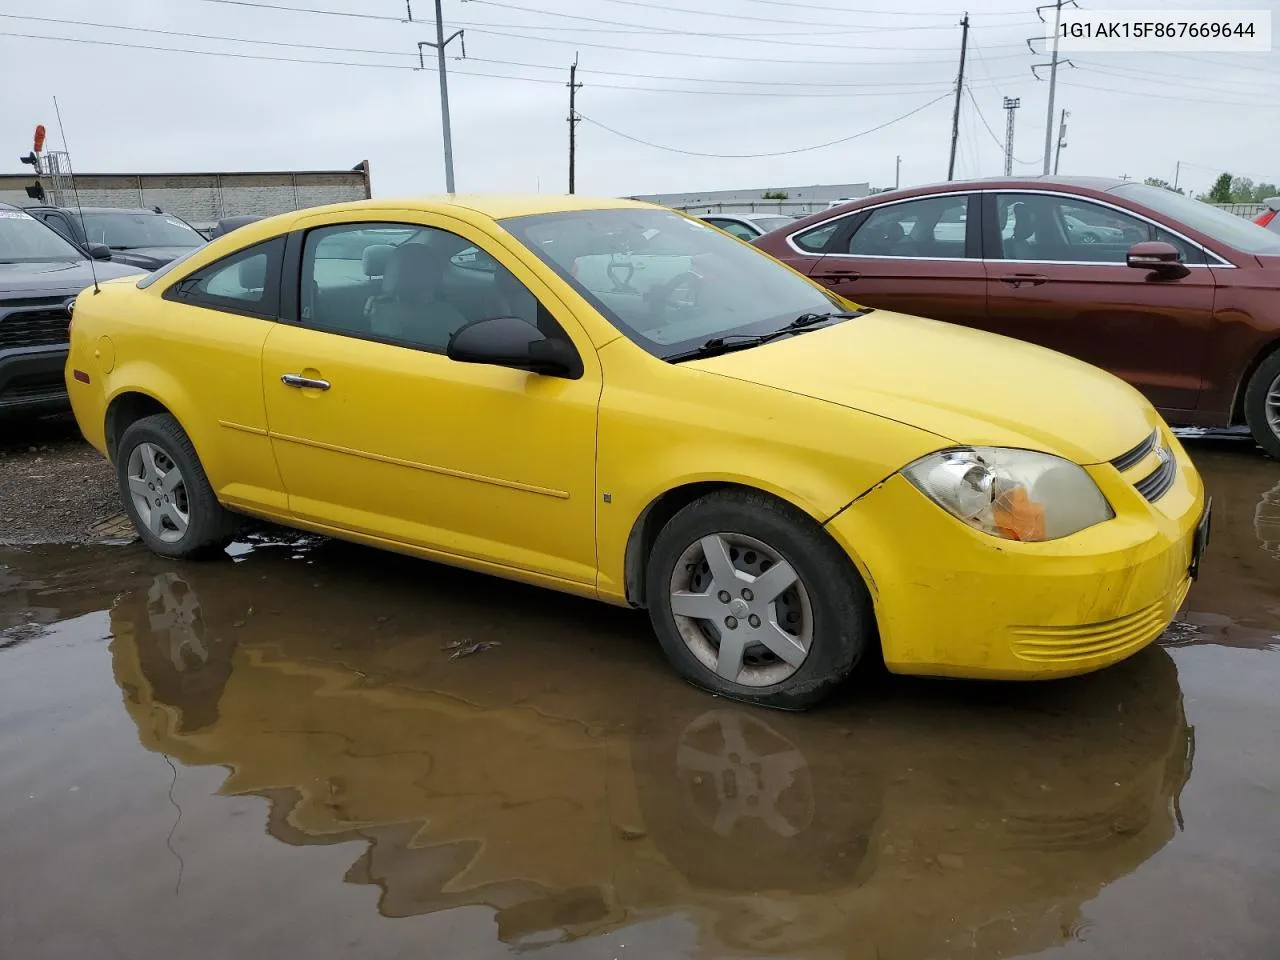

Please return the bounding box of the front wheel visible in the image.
[645,490,873,710]
[1243,351,1280,460]
[116,413,241,558]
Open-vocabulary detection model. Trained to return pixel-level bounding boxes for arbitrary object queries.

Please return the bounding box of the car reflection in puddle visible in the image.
[101,535,1195,960]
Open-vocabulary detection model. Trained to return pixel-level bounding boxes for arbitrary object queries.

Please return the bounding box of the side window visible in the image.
[994,194,1203,264]
[720,221,759,241]
[163,237,284,318]
[792,221,840,253]
[42,214,76,242]
[846,196,970,258]
[301,222,561,355]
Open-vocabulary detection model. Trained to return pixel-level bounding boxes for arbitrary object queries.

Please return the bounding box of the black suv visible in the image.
[23,205,207,271]
[0,204,144,417]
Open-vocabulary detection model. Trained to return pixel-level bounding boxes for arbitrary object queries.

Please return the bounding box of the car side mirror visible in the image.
[447,316,582,379]
[1126,240,1189,279]
[86,242,112,261]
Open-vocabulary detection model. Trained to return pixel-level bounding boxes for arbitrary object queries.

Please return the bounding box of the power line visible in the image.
[0,13,1027,89]
[640,0,1033,18]
[1071,59,1272,92]
[1058,79,1273,108]
[464,26,1034,65]
[192,0,405,20]
[0,30,1005,99]
[0,12,419,58]
[577,92,951,158]
[465,0,1034,34]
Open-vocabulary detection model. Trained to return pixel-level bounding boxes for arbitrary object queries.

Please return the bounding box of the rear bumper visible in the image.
[0,345,70,417]
[825,443,1205,680]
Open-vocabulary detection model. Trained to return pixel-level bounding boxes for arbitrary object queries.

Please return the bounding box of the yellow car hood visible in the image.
[689,310,1157,466]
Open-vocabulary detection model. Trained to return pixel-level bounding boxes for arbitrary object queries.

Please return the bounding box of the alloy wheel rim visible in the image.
[127,441,190,544]
[1266,370,1280,439]
[668,533,813,687]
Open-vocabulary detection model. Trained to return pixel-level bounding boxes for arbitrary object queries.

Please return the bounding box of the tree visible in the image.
[1143,177,1183,195]
[1251,182,1278,202]
[1230,176,1256,202]
[1206,172,1234,204]
[761,190,789,200]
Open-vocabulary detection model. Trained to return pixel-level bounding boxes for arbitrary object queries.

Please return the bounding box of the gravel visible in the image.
[0,414,125,545]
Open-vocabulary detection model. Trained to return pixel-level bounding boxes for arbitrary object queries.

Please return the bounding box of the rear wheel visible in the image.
[645,490,873,710]
[116,413,241,558]
[1243,351,1280,460]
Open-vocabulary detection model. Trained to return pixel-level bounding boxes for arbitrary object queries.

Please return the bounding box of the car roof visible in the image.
[779,176,1137,232]
[332,194,654,220]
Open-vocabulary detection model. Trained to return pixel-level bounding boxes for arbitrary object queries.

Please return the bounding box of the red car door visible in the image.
[979,191,1216,416]
[791,193,988,329]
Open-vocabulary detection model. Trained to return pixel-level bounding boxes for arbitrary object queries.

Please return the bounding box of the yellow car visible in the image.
[65,196,1210,709]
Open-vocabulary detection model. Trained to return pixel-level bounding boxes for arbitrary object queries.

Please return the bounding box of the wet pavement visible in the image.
[1,440,1277,960]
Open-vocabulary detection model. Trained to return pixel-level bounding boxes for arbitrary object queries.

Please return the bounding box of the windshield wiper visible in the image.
[665,309,872,363]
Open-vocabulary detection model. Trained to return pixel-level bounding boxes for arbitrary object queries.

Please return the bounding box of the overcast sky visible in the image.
[0,0,1275,199]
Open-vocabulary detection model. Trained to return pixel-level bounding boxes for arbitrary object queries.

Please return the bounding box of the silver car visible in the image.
[698,213,796,241]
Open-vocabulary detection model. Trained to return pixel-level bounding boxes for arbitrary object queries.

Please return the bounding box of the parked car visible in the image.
[698,213,795,241]
[0,204,144,417]
[754,176,1280,458]
[24,205,207,271]
[1255,197,1280,234]
[65,195,1208,709]
[207,215,265,240]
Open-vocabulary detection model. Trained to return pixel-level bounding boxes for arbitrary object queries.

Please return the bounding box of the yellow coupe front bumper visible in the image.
[826,442,1205,680]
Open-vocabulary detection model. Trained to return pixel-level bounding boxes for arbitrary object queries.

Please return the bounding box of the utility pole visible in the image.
[1002,97,1020,177]
[1053,108,1069,174]
[417,0,465,193]
[1033,0,1076,175]
[947,13,970,182]
[1173,160,1181,191]
[895,154,901,189]
[567,53,582,194]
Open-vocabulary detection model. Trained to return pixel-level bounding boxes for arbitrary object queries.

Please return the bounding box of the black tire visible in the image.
[645,489,873,710]
[115,413,241,559]
[1243,350,1280,460]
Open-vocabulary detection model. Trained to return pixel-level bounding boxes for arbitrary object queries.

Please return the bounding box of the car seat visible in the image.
[365,243,467,350]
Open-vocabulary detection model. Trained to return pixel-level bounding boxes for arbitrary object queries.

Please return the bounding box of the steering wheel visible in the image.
[646,270,704,325]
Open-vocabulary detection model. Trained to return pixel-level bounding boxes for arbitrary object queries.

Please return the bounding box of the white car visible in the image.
[697,213,795,241]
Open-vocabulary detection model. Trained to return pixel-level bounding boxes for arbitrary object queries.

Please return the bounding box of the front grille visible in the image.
[0,300,72,349]
[1110,429,1157,472]
[1135,451,1178,502]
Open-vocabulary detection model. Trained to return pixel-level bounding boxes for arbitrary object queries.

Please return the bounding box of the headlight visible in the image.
[903,447,1114,542]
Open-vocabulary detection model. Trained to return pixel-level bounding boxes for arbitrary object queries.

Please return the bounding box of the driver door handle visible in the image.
[997,273,1048,287]
[816,270,860,284]
[281,373,331,391]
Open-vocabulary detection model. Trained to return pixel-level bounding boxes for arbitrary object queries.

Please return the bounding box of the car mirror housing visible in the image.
[447,315,582,379]
[1126,240,1189,279]
[86,242,113,261]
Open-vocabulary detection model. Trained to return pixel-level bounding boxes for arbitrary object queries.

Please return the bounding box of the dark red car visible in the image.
[753,176,1280,458]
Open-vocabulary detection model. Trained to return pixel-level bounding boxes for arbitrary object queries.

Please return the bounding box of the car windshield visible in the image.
[78,212,206,250]
[1111,184,1280,256]
[502,207,848,358]
[0,208,84,263]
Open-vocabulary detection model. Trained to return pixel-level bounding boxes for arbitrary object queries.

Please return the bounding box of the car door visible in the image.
[152,237,289,513]
[979,191,1216,414]
[803,193,988,328]
[260,217,601,587]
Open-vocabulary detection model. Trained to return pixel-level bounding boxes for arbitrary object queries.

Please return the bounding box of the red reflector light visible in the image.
[1257,210,1276,228]
[73,369,91,384]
